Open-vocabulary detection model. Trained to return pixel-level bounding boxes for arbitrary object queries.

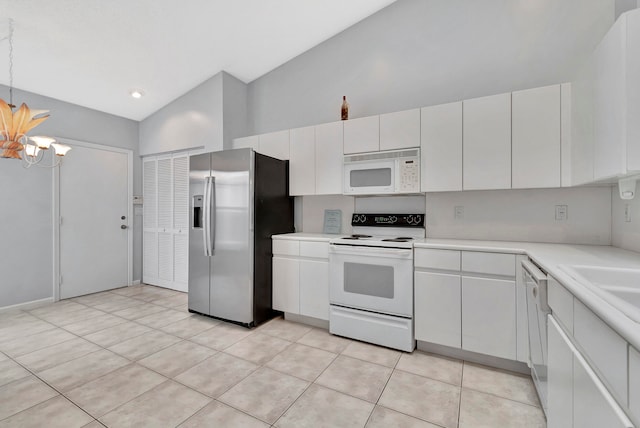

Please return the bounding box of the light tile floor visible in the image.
[0,285,546,428]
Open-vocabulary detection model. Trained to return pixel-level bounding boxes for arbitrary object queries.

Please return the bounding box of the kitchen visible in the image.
[1,0,640,427]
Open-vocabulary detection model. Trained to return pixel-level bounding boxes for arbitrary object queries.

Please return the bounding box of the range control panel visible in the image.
[351,213,424,227]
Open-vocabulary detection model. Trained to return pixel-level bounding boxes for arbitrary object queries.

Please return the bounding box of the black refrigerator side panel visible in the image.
[253,153,295,325]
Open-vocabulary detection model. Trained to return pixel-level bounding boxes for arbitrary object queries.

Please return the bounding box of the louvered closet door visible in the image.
[172,155,189,291]
[143,153,190,292]
[143,159,159,284]
[157,157,174,284]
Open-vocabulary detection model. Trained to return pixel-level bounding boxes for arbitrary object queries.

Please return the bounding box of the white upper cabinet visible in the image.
[463,93,512,190]
[379,108,420,151]
[231,135,259,151]
[512,85,561,189]
[421,102,462,192]
[259,130,290,160]
[573,9,640,182]
[315,121,344,195]
[289,126,316,196]
[593,13,627,180]
[343,116,379,154]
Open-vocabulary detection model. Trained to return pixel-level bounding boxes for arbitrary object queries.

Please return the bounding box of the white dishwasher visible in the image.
[523,259,550,416]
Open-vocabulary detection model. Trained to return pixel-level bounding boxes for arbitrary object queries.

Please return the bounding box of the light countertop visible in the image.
[271,232,342,242]
[415,238,640,350]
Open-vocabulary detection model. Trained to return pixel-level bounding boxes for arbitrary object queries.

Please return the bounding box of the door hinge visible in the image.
[59,217,63,226]
[59,275,63,285]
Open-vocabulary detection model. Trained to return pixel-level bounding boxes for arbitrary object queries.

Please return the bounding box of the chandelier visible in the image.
[1,19,70,167]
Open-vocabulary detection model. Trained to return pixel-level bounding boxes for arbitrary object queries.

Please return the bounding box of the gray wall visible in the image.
[0,86,139,308]
[248,0,615,134]
[222,72,249,149]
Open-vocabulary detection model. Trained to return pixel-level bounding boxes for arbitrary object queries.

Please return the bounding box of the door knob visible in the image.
[121,225,128,229]
[121,216,126,220]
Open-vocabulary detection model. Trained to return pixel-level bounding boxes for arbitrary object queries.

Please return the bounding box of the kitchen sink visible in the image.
[559,265,640,323]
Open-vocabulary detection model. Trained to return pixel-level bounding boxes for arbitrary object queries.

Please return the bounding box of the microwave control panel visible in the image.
[398,158,420,192]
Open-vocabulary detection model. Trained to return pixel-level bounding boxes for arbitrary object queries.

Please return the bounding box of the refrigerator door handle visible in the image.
[203,176,211,256]
[210,176,216,253]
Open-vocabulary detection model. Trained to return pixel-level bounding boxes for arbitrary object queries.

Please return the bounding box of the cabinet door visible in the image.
[512,85,561,189]
[289,126,316,196]
[547,316,574,428]
[630,346,640,424]
[415,271,461,348]
[421,102,462,192]
[574,348,634,428]
[593,17,626,180]
[259,130,290,160]
[463,93,512,190]
[232,135,259,151]
[462,276,516,360]
[299,259,329,320]
[315,121,344,195]
[272,256,299,314]
[380,109,420,151]
[343,116,379,154]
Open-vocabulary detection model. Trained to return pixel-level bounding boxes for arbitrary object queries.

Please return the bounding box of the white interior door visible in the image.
[59,144,130,298]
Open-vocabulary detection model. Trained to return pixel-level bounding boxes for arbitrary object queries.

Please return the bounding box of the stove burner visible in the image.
[396,237,414,240]
[342,237,360,240]
[350,234,372,238]
[382,238,413,242]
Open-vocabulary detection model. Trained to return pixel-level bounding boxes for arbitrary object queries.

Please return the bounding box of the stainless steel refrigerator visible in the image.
[188,148,294,327]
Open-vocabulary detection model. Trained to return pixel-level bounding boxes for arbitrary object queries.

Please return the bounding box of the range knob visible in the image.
[415,215,422,224]
[390,216,397,223]
[359,215,367,223]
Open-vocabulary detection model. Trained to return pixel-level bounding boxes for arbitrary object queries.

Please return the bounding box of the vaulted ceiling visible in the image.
[0,0,396,120]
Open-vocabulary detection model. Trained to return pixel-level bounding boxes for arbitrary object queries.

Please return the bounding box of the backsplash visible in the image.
[424,187,612,245]
[298,187,613,246]
[611,184,640,253]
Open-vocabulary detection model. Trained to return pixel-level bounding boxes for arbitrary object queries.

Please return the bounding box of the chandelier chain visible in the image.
[8,18,14,107]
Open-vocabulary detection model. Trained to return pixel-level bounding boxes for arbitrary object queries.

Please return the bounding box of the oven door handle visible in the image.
[329,244,413,258]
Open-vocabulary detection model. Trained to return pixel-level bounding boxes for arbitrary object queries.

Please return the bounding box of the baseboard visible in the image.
[417,340,530,374]
[284,313,330,330]
[0,297,54,314]
[131,280,141,286]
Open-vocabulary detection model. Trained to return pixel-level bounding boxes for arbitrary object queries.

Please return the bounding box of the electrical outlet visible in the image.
[555,205,568,221]
[625,204,632,222]
[454,206,464,220]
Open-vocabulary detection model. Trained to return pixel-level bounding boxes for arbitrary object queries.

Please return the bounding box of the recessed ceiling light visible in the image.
[130,89,145,99]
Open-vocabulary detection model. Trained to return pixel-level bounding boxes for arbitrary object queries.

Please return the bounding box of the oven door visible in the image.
[343,159,395,195]
[329,244,413,317]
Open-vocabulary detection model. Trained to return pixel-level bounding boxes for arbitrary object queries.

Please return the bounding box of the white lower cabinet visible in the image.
[630,347,640,424]
[414,248,518,361]
[548,315,574,428]
[272,238,329,321]
[272,256,299,314]
[461,276,516,360]
[548,315,634,428]
[299,259,329,320]
[415,271,461,348]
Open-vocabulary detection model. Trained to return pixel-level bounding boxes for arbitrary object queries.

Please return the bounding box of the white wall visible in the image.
[139,71,249,155]
[299,195,355,234]
[139,72,224,156]
[0,86,139,308]
[611,184,640,252]
[247,0,615,135]
[425,187,612,245]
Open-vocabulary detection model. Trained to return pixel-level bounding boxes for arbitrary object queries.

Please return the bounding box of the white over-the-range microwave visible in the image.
[343,148,421,195]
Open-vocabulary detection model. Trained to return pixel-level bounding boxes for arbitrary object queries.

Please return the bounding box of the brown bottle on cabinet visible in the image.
[341,96,349,120]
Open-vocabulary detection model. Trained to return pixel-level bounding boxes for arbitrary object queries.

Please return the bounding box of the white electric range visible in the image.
[328,213,425,352]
